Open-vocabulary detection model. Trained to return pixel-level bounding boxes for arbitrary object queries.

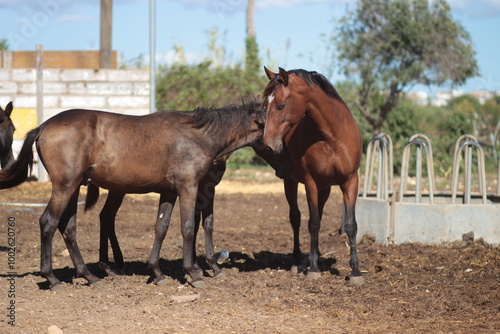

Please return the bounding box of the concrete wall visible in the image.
[0,68,150,122]
[0,68,150,180]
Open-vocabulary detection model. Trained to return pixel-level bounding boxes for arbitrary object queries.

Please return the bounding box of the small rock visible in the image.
[60,249,70,257]
[462,231,474,242]
[170,294,200,303]
[48,325,63,334]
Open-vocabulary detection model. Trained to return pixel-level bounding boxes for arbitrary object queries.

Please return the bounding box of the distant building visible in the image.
[406,91,428,105]
[470,91,494,104]
[431,90,464,107]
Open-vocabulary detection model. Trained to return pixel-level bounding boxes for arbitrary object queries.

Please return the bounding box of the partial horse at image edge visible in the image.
[0,101,16,169]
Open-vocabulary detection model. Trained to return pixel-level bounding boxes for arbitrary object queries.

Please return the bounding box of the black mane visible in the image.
[263,69,347,107]
[185,101,265,137]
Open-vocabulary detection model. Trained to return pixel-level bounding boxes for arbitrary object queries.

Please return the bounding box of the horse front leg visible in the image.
[192,208,203,275]
[148,192,176,285]
[179,186,205,288]
[99,191,125,276]
[304,180,323,280]
[284,177,302,274]
[341,173,364,285]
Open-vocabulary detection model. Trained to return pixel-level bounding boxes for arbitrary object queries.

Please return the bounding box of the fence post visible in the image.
[36,45,46,181]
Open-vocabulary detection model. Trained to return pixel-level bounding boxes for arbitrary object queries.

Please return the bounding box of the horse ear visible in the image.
[264,66,276,80]
[5,102,13,116]
[278,67,289,86]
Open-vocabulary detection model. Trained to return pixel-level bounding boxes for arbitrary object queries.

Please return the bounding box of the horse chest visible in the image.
[289,142,350,186]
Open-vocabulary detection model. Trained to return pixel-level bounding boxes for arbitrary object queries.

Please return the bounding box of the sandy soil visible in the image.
[0,171,499,334]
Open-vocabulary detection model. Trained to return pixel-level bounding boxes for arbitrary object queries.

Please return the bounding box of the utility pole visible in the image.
[100,0,113,68]
[150,0,156,114]
[245,0,259,75]
[246,0,255,39]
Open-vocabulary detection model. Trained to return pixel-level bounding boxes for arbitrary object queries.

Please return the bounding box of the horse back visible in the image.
[38,109,212,193]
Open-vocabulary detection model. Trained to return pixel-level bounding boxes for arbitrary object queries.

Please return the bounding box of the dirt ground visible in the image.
[0,169,499,334]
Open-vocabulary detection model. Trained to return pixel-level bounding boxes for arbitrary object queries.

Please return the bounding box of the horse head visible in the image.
[262,67,307,154]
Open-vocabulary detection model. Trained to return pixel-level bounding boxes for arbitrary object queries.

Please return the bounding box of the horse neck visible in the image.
[207,129,253,159]
[306,92,360,143]
[0,149,14,169]
[216,136,249,158]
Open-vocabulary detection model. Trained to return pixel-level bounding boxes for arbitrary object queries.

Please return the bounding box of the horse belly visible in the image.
[88,156,174,194]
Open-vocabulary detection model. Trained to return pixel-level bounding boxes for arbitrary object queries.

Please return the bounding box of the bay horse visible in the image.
[262,67,364,284]
[0,103,273,289]
[0,102,15,169]
[89,139,290,280]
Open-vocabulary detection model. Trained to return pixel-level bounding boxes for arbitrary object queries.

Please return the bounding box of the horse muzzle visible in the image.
[265,141,284,155]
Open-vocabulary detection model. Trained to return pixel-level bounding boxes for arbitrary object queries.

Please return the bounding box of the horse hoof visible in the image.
[290,265,303,275]
[349,275,365,286]
[306,271,322,280]
[50,283,65,292]
[191,279,206,289]
[214,272,226,280]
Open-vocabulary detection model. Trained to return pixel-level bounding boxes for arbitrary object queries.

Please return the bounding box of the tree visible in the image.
[482,96,500,126]
[448,95,481,115]
[0,39,8,51]
[334,0,479,133]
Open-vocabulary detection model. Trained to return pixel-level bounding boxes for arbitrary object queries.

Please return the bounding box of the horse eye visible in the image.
[277,104,285,110]
[254,120,264,129]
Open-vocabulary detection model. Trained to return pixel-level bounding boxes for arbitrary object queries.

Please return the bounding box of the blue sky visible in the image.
[1,0,500,95]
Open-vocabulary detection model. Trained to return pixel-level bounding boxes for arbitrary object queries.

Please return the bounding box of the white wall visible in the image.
[0,68,150,120]
[0,68,151,180]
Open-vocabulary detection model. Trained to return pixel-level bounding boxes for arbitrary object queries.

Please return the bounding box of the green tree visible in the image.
[482,96,500,124]
[448,95,481,115]
[333,0,479,134]
[0,39,8,51]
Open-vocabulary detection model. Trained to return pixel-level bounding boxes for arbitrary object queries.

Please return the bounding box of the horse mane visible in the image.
[185,100,265,137]
[263,69,347,107]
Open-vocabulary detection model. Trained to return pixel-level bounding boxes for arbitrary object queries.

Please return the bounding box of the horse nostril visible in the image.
[265,146,275,154]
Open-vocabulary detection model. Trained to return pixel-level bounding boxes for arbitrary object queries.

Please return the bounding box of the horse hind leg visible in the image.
[341,174,364,285]
[60,188,101,286]
[40,186,99,289]
[39,206,63,289]
[99,191,125,276]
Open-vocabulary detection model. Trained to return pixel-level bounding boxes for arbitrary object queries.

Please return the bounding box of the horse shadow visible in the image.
[5,250,339,290]
[226,251,339,275]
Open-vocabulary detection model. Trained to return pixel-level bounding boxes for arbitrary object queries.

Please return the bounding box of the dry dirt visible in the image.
[0,169,499,334]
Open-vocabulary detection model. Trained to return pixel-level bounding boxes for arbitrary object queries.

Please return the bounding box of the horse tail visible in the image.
[0,127,41,189]
[85,183,100,212]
